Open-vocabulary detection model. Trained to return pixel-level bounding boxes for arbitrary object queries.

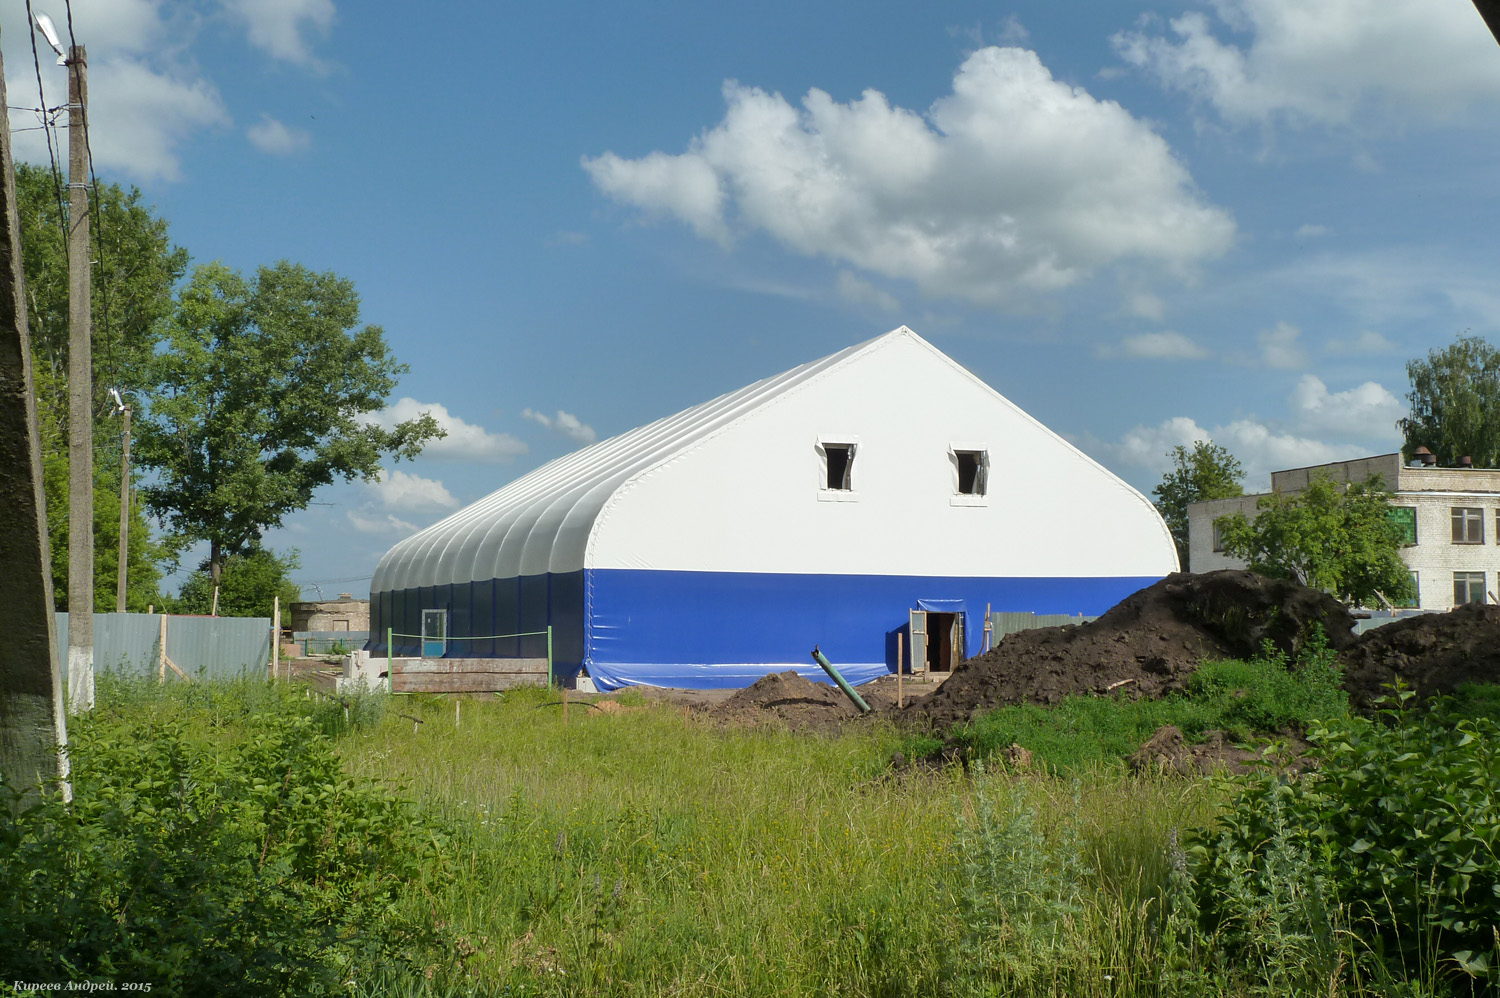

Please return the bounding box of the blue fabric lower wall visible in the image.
[365,572,584,675]
[583,569,1161,692]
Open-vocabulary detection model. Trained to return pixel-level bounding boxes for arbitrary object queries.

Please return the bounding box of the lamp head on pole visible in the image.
[32,13,67,65]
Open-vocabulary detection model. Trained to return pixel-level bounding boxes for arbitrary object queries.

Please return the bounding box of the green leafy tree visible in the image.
[172,547,301,617]
[15,163,187,609]
[1214,474,1415,608]
[1151,441,1245,570]
[1398,334,1500,467]
[44,458,167,612]
[136,261,442,583]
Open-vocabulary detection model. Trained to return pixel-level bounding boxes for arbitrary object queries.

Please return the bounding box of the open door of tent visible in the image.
[909,609,928,674]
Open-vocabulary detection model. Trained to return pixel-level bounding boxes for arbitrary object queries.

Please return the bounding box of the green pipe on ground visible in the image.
[811,646,871,713]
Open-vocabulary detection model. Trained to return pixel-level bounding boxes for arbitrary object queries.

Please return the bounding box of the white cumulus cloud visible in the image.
[247,114,310,154]
[367,398,528,463]
[1110,330,1210,360]
[347,510,419,536]
[521,408,598,444]
[368,469,458,513]
[1107,415,1350,492]
[221,0,336,68]
[1325,330,1395,353]
[1288,374,1404,438]
[1113,0,1500,131]
[835,270,901,312]
[1257,321,1308,369]
[1,0,230,182]
[584,46,1234,308]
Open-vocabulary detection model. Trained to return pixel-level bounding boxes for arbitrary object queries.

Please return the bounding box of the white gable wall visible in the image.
[588,332,1176,578]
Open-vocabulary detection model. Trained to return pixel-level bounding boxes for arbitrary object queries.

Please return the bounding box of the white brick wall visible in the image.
[1186,457,1500,610]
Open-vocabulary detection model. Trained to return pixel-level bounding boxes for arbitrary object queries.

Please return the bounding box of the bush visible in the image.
[1190,691,1500,988]
[937,636,1348,773]
[1183,632,1346,740]
[950,764,1092,988]
[0,681,448,995]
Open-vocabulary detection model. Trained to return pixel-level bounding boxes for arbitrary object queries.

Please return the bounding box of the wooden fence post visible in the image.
[897,632,904,709]
[271,595,280,681]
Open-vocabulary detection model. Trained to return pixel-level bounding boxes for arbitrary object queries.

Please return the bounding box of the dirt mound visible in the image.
[1341,603,1500,710]
[902,571,1355,730]
[711,670,872,732]
[1127,725,1307,776]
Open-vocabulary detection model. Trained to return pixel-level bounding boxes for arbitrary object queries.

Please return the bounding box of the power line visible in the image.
[60,0,116,392]
[21,0,70,279]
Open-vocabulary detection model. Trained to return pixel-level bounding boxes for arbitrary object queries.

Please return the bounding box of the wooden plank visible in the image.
[394,657,548,676]
[392,671,548,693]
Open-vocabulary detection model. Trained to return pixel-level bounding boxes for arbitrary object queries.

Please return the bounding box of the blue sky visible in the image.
[5,0,1500,599]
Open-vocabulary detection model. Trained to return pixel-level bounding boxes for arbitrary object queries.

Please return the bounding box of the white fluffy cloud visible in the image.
[0,0,231,182]
[1114,0,1500,130]
[1288,374,1404,437]
[521,408,598,444]
[368,469,457,513]
[347,510,419,535]
[835,270,901,312]
[1325,329,1394,353]
[584,46,1234,308]
[367,398,528,463]
[1257,321,1307,369]
[1110,415,1349,491]
[247,113,311,154]
[221,0,336,67]
[1108,330,1210,360]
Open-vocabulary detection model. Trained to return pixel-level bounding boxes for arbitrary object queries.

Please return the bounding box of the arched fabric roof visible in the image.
[369,330,897,595]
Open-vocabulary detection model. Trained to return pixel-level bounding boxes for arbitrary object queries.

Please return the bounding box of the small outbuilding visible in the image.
[367,327,1176,689]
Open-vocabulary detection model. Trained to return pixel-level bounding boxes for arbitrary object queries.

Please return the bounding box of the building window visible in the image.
[1398,572,1419,609]
[955,449,988,496]
[1452,507,1484,544]
[1388,506,1417,546]
[1454,572,1487,605]
[825,444,853,490]
[816,440,857,497]
[1211,522,1226,553]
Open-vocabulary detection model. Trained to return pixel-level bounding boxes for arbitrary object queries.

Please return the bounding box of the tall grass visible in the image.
[936,644,1349,774]
[26,672,1484,996]
[339,686,1223,996]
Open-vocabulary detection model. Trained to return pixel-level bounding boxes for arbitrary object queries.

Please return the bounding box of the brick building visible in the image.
[1189,453,1500,611]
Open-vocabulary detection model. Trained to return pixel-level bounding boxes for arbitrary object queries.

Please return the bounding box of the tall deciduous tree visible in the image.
[1151,441,1244,570]
[136,261,442,583]
[1214,475,1414,608]
[1398,334,1500,468]
[15,163,186,610]
[172,547,301,618]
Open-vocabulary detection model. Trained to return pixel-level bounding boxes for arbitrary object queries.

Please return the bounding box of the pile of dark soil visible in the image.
[1126,724,1309,776]
[711,670,882,733]
[1341,603,1500,710]
[902,571,1356,730]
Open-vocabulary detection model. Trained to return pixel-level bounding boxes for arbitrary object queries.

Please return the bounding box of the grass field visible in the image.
[337,685,1225,996]
[7,667,1493,997]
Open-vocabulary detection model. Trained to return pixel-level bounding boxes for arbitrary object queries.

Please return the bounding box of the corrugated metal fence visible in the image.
[986,611,1098,647]
[985,609,1416,650]
[56,612,272,681]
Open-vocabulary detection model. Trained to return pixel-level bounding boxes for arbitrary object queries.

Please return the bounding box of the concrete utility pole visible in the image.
[66,45,93,714]
[116,403,129,612]
[0,35,71,804]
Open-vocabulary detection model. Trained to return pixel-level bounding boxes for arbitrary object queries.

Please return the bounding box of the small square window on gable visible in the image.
[949,444,989,505]
[816,438,858,499]
[826,444,853,490]
[955,450,987,496]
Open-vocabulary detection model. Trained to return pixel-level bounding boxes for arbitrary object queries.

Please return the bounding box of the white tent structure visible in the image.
[368,327,1176,689]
